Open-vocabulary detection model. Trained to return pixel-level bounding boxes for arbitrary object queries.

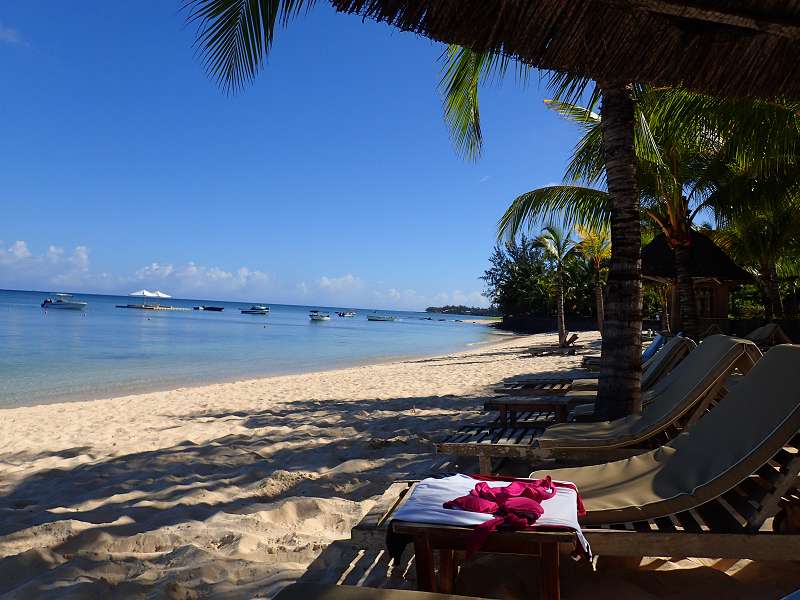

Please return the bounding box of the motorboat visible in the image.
[367,314,396,322]
[337,311,356,318]
[41,293,88,311]
[241,305,270,315]
[309,310,331,321]
[194,305,224,312]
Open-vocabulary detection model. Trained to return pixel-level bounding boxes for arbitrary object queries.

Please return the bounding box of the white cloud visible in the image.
[433,289,489,308]
[479,175,491,184]
[72,246,89,271]
[135,262,174,279]
[47,245,64,261]
[0,240,100,291]
[0,23,22,46]
[0,239,488,310]
[318,273,363,292]
[134,261,269,297]
[8,240,31,259]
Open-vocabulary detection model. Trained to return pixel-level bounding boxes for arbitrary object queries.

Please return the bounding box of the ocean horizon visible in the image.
[0,289,500,408]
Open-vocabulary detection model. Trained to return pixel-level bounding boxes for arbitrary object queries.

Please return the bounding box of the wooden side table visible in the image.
[393,521,576,600]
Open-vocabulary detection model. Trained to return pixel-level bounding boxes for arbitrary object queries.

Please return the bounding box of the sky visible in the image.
[0,2,580,310]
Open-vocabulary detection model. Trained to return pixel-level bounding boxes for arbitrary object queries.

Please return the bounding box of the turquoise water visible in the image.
[0,289,497,408]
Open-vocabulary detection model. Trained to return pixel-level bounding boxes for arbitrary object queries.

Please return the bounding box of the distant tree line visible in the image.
[425,305,500,316]
[481,233,602,327]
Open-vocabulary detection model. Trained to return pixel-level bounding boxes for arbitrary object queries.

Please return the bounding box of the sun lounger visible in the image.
[498,335,694,397]
[355,346,800,598]
[438,335,761,473]
[274,583,495,600]
[529,343,800,553]
[580,332,668,370]
[526,333,581,357]
[746,323,793,348]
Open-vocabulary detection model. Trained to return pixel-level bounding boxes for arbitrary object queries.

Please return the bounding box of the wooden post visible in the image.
[478,455,493,475]
[413,534,436,592]
[438,549,456,593]
[539,542,561,600]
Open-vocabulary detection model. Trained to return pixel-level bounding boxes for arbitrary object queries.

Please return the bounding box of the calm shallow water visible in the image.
[0,289,497,408]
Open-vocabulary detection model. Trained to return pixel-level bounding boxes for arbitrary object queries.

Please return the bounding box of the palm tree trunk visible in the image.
[556,264,566,345]
[674,243,698,338]
[595,83,642,419]
[756,275,773,320]
[767,263,783,319]
[595,271,604,335]
[660,285,671,332]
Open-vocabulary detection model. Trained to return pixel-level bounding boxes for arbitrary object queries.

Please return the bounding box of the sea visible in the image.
[0,289,500,408]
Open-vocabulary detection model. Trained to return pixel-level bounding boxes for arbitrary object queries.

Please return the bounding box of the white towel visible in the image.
[392,474,590,556]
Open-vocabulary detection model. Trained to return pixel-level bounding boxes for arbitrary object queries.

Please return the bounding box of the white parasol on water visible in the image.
[129,289,157,298]
[152,290,171,299]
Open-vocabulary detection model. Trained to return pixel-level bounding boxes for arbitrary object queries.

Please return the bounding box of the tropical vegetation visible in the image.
[183,1,800,418]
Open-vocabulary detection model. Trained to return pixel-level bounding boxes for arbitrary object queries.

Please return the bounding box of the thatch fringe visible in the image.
[330,0,800,99]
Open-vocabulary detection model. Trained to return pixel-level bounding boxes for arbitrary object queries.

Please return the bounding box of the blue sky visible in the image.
[0,2,579,309]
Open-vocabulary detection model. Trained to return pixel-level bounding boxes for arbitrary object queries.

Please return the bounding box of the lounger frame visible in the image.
[352,433,800,598]
[437,345,761,474]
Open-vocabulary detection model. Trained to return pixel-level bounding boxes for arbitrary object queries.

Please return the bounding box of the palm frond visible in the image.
[438,45,531,160]
[546,71,599,109]
[185,0,315,93]
[498,185,610,241]
[544,100,599,128]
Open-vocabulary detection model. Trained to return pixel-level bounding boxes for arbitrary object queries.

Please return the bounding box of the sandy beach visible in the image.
[1,331,798,599]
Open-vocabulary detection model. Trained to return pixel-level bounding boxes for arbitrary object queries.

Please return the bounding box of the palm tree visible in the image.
[439,47,643,418]
[707,177,800,319]
[184,0,800,420]
[575,224,611,334]
[535,225,575,347]
[498,91,729,341]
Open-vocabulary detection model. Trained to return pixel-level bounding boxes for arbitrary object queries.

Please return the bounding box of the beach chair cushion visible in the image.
[642,333,666,362]
[531,345,800,525]
[747,323,793,346]
[536,335,759,449]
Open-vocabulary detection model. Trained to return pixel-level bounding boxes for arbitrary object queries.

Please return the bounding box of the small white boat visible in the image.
[367,314,396,322]
[41,293,87,311]
[337,311,356,318]
[309,310,331,321]
[241,305,270,315]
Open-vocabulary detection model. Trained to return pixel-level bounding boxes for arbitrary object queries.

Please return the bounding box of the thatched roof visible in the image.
[330,1,800,99]
[642,231,752,282]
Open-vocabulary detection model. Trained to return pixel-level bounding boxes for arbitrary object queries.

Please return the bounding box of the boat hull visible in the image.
[367,315,396,321]
[43,302,87,310]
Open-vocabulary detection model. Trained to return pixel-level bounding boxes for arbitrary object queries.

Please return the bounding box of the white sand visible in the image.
[1,331,797,599]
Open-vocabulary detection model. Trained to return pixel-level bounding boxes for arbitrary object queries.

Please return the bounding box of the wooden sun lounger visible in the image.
[352,347,800,598]
[438,336,761,473]
[746,323,793,349]
[496,336,694,397]
[484,393,596,426]
[353,447,800,599]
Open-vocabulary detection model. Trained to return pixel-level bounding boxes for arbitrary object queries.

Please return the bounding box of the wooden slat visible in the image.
[351,482,412,547]
[653,517,677,532]
[696,499,743,532]
[673,510,703,533]
[584,528,800,560]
